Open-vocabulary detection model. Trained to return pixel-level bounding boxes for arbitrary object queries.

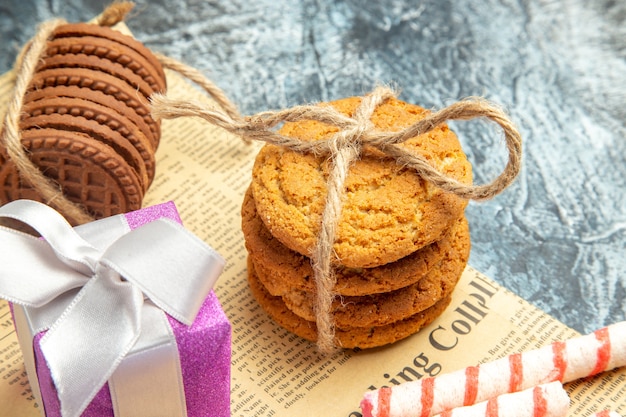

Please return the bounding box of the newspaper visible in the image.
[1,55,626,417]
[0,300,40,416]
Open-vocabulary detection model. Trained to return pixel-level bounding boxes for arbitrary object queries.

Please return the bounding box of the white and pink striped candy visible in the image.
[361,322,626,417]
[431,382,569,417]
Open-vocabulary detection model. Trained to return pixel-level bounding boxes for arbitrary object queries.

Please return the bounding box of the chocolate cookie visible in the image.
[45,34,165,93]
[0,128,143,217]
[23,85,156,151]
[21,96,155,188]
[1,21,166,223]
[247,258,452,349]
[243,186,468,296]
[28,67,160,144]
[19,112,148,190]
[51,22,166,85]
[37,53,156,100]
[251,96,473,268]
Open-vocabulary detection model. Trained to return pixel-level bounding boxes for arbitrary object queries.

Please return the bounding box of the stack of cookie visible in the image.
[0,22,166,222]
[243,96,473,349]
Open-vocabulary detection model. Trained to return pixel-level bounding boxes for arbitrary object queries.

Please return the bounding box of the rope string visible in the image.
[0,2,135,224]
[0,18,90,222]
[0,2,522,353]
[151,92,522,200]
[151,58,522,354]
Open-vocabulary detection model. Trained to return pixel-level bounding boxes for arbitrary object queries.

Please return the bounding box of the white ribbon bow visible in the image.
[0,200,225,417]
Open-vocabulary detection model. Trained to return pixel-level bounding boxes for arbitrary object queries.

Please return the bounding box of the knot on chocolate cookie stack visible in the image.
[0,7,166,225]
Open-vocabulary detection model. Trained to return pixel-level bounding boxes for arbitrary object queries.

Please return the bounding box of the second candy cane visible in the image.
[361,321,626,417]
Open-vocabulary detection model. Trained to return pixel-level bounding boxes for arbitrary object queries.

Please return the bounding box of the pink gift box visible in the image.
[11,202,231,417]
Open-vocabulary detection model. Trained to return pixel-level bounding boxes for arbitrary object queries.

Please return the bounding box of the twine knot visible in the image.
[150,63,522,354]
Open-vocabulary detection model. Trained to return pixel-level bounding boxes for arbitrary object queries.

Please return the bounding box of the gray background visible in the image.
[1,0,625,335]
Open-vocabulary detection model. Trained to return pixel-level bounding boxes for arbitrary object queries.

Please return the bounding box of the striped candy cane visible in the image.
[361,321,626,417]
[431,382,569,417]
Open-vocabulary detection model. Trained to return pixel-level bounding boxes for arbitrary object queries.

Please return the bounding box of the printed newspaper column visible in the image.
[0,300,40,417]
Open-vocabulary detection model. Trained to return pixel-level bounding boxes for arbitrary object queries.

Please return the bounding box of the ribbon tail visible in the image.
[109,302,188,417]
[40,266,144,417]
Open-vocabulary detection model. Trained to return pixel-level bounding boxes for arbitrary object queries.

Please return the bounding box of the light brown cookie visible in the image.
[247,258,452,349]
[0,128,143,219]
[243,186,469,296]
[255,217,468,328]
[251,96,472,268]
[253,213,469,328]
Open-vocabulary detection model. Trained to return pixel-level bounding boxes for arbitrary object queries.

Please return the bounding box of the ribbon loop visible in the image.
[0,229,88,307]
[0,199,100,274]
[41,269,145,417]
[101,218,225,324]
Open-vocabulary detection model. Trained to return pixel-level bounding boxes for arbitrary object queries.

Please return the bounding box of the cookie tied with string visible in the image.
[252,96,473,268]
[149,54,523,354]
[0,3,166,225]
[245,95,473,349]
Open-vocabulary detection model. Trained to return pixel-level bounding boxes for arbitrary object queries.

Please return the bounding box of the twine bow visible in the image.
[150,58,522,353]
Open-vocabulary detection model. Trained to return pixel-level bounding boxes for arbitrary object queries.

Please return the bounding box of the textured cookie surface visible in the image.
[21,96,155,188]
[37,52,157,99]
[28,67,160,143]
[51,22,166,84]
[19,112,148,190]
[0,128,143,217]
[251,96,472,268]
[44,36,165,92]
[0,22,165,224]
[259,216,469,328]
[243,186,468,296]
[247,258,452,349]
[23,85,156,151]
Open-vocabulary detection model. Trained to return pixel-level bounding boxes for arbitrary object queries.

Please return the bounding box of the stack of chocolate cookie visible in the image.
[0,22,166,222]
[243,96,473,349]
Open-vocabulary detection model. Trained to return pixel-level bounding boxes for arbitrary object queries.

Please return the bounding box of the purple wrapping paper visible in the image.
[24,202,231,417]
